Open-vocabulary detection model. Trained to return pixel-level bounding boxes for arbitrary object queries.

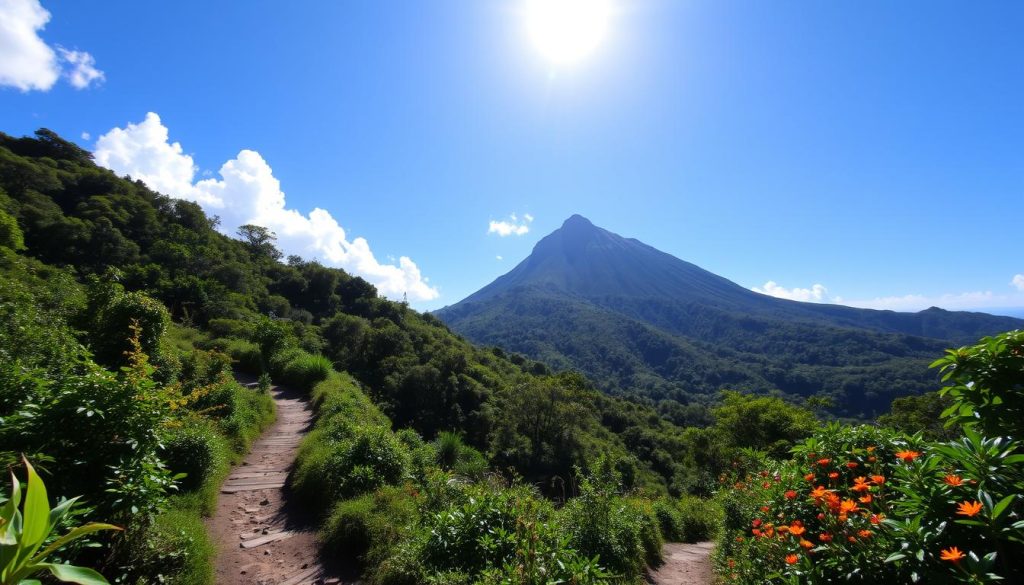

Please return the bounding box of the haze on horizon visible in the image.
[1,0,1021,315]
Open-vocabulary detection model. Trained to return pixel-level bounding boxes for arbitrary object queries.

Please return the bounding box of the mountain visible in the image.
[437,215,1023,416]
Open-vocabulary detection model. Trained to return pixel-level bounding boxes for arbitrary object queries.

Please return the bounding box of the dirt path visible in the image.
[646,542,715,585]
[208,379,335,585]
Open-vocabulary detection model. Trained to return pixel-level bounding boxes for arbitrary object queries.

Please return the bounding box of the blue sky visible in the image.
[1,0,1022,314]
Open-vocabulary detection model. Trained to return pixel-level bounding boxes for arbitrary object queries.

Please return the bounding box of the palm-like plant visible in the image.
[1,457,121,584]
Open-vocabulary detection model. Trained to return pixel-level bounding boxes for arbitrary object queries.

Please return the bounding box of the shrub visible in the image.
[115,507,214,585]
[320,486,418,571]
[652,498,684,541]
[220,338,262,373]
[160,423,220,493]
[677,495,721,543]
[281,352,332,388]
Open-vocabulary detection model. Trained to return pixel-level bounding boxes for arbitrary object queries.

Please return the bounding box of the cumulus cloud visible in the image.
[488,213,533,237]
[58,47,104,88]
[1012,274,1024,292]
[0,0,103,91]
[94,113,439,302]
[752,281,831,303]
[80,131,90,140]
[0,0,58,91]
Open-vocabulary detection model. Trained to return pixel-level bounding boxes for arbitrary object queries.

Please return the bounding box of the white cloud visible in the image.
[496,255,503,261]
[488,213,533,237]
[1012,274,1024,292]
[842,291,1024,312]
[0,0,103,91]
[753,281,831,303]
[58,46,104,89]
[94,112,439,302]
[80,131,90,140]
[0,0,59,91]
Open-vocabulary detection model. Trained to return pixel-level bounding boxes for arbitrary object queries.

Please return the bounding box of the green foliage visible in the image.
[0,458,121,585]
[0,207,24,250]
[932,329,1024,438]
[321,487,418,570]
[113,507,214,585]
[712,390,817,459]
[676,495,721,543]
[879,391,960,440]
[280,352,332,388]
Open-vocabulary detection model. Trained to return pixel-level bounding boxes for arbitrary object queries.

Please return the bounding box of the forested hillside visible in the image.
[438,215,1022,417]
[0,128,802,582]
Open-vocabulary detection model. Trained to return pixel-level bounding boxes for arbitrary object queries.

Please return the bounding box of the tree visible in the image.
[236,224,282,261]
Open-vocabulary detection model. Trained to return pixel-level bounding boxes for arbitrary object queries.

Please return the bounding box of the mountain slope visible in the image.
[437,215,1022,416]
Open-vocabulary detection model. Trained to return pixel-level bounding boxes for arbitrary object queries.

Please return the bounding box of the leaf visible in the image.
[992,495,1016,521]
[1003,454,1024,465]
[42,562,111,584]
[34,523,122,563]
[884,552,907,563]
[22,458,50,547]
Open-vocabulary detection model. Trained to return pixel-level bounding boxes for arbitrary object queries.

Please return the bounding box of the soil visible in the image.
[207,379,343,585]
[646,542,716,585]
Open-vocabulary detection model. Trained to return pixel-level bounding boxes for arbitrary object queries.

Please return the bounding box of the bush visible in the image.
[321,487,418,571]
[281,352,333,388]
[161,423,220,493]
[220,338,262,373]
[677,495,721,543]
[115,507,214,585]
[652,498,684,542]
[559,460,651,579]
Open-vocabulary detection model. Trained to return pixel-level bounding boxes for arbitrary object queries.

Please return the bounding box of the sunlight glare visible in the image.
[525,0,612,67]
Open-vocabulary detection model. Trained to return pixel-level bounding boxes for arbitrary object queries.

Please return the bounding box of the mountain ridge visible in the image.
[437,215,1022,415]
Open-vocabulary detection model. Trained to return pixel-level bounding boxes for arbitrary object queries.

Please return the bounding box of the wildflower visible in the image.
[761,506,771,513]
[785,489,798,500]
[752,518,762,528]
[944,475,964,487]
[804,472,815,482]
[866,446,876,453]
[940,547,966,562]
[846,461,859,469]
[800,538,814,549]
[895,450,921,463]
[956,500,983,517]
[851,477,871,492]
[762,481,772,489]
[858,529,873,539]
[785,554,799,565]
[839,499,859,514]
[859,494,873,504]
[870,513,883,525]
[828,472,840,480]
[819,533,833,543]
[810,485,829,499]
[789,524,806,536]
[752,528,761,536]
[868,456,877,463]
[817,458,831,466]
[871,475,885,485]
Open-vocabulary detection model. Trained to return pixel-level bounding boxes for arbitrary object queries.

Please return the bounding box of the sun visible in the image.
[524,0,613,67]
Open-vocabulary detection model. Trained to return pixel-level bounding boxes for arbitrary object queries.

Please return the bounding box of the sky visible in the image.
[1,0,1022,315]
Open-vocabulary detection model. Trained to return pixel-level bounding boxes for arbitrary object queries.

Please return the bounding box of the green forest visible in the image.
[0,129,1021,584]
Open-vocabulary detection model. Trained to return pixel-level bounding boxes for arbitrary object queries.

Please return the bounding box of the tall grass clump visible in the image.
[281,352,333,388]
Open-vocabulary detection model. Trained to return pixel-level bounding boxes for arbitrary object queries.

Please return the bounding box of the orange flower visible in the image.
[810,485,829,499]
[851,477,871,492]
[800,538,814,549]
[762,481,772,489]
[789,524,806,536]
[752,528,761,536]
[785,489,798,500]
[785,554,799,565]
[761,506,771,513]
[752,518,762,528]
[956,500,983,517]
[871,475,886,485]
[804,472,815,482]
[895,450,921,463]
[940,547,966,562]
[818,533,833,543]
[866,446,876,453]
[817,458,831,466]
[870,513,884,525]
[839,499,859,514]
[858,529,873,539]
[859,494,873,504]
[944,475,964,487]
[828,472,840,480]
[777,525,790,534]
[846,461,859,469]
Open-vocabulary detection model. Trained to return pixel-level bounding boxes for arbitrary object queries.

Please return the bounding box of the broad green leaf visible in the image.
[42,562,111,584]
[992,495,1016,521]
[22,459,51,547]
[35,523,122,562]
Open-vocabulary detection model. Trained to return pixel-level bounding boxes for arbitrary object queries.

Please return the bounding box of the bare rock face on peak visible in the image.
[436,216,1022,417]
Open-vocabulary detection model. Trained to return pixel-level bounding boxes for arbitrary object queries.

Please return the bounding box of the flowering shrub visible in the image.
[715,330,1024,584]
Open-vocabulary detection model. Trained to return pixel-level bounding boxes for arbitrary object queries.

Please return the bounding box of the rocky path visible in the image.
[646,542,715,585]
[208,379,336,585]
